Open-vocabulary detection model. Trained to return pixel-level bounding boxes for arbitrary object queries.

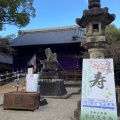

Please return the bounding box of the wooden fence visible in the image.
[60,70,82,82]
[0,69,25,86]
[1,69,120,87]
[0,69,82,86]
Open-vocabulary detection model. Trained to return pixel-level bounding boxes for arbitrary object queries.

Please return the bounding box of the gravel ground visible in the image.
[0,80,120,120]
[0,82,80,120]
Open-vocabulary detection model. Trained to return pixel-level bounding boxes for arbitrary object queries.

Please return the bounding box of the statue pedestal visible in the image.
[40,79,67,96]
[40,60,67,96]
[3,92,40,111]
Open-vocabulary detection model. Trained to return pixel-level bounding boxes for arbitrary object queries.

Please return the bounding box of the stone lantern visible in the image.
[76,0,115,58]
[73,1,116,119]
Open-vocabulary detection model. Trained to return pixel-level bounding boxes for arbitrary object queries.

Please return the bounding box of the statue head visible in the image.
[45,48,53,61]
[45,48,51,55]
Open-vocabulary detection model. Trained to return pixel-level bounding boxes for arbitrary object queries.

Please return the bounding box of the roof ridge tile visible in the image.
[18,25,81,34]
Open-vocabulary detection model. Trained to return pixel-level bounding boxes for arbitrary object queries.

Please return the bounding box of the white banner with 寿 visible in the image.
[80,59,117,120]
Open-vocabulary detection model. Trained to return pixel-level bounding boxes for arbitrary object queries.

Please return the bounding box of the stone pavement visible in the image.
[0,78,24,93]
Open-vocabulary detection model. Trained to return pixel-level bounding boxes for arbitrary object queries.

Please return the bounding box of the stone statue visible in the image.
[45,48,57,62]
[40,48,67,96]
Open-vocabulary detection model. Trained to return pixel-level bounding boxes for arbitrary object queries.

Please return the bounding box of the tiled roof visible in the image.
[0,52,13,64]
[10,25,85,46]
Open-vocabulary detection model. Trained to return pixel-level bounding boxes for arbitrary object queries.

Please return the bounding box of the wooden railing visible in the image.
[0,69,82,86]
[60,70,82,82]
[60,69,120,84]
[1,68,119,86]
[0,69,25,86]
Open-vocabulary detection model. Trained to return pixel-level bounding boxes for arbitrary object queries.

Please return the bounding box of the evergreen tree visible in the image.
[0,0,36,30]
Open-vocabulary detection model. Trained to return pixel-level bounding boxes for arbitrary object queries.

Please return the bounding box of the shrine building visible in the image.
[11,25,86,71]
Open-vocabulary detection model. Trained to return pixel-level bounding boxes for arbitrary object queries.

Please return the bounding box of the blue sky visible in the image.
[0,0,120,37]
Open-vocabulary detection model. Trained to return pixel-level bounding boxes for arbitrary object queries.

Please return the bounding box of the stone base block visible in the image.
[39,79,67,96]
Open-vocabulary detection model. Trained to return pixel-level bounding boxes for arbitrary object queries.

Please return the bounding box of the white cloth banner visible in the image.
[26,74,39,92]
[80,59,117,120]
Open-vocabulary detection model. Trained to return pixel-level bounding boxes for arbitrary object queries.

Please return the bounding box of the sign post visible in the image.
[80,59,117,120]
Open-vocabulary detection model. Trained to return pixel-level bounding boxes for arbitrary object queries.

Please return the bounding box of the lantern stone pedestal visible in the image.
[116,88,120,116]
